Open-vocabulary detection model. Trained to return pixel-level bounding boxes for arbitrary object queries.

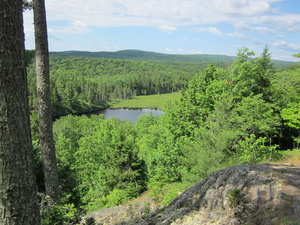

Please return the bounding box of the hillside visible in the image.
[49,50,234,65]
[49,49,296,67]
[82,163,300,225]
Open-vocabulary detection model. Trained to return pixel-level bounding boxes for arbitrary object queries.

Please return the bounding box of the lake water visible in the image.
[92,108,164,123]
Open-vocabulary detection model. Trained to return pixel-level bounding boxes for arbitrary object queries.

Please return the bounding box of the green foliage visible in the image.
[83,217,96,225]
[104,189,130,208]
[136,114,182,185]
[27,57,199,115]
[85,188,132,212]
[25,49,35,67]
[231,47,275,101]
[233,94,280,137]
[109,92,181,110]
[149,182,187,206]
[293,53,300,59]
[163,63,230,138]
[178,135,230,184]
[41,203,79,225]
[276,148,300,163]
[272,68,300,107]
[22,1,33,10]
[227,189,243,207]
[31,47,300,220]
[49,50,235,65]
[54,116,146,212]
[281,102,300,147]
[236,134,278,164]
[281,102,300,130]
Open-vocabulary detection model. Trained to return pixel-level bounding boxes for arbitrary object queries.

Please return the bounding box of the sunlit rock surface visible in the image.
[83,163,300,225]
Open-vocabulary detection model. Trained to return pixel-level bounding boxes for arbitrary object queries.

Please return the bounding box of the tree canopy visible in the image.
[27,47,300,223]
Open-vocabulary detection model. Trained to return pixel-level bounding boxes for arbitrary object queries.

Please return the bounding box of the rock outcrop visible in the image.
[84,163,300,225]
[81,197,161,225]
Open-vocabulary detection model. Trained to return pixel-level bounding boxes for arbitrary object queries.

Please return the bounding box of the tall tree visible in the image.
[252,45,274,101]
[0,0,40,224]
[33,0,60,202]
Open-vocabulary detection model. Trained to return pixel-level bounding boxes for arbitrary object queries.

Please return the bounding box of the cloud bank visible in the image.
[23,0,300,57]
[39,0,299,32]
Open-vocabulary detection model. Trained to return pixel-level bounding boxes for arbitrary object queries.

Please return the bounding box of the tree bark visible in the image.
[33,0,60,202]
[0,0,41,224]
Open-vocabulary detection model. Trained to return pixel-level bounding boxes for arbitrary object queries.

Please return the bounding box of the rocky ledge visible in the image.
[84,163,300,225]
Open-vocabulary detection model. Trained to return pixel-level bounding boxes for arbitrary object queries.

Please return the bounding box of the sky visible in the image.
[23,0,300,62]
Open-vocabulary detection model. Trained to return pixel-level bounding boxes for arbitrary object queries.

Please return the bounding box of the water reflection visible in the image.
[93,108,163,123]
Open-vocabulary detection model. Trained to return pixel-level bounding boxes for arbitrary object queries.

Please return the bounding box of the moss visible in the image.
[227,189,243,207]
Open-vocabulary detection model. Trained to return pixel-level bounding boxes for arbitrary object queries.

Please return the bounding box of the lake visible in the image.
[91,108,164,123]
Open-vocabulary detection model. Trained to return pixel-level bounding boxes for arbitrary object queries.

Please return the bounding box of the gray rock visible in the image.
[83,163,300,225]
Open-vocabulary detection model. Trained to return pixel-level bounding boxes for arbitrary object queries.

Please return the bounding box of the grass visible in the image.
[109,92,181,110]
[272,148,300,165]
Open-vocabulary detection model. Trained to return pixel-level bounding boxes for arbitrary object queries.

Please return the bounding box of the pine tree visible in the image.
[0,0,40,223]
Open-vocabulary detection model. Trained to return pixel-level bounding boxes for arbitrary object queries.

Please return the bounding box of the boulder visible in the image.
[123,163,300,225]
[84,163,300,225]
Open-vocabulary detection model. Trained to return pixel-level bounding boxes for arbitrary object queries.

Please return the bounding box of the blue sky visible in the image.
[24,0,300,61]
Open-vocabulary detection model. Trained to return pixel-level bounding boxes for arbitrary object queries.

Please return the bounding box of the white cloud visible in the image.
[234,23,275,34]
[23,0,300,58]
[228,32,247,38]
[276,34,285,39]
[52,21,92,34]
[175,48,203,54]
[47,28,62,40]
[287,24,300,32]
[159,25,177,33]
[227,32,262,45]
[208,27,223,36]
[194,27,223,36]
[190,49,203,54]
[255,14,300,32]
[38,0,296,31]
[273,40,300,51]
[178,48,187,53]
[212,0,271,16]
[23,11,34,37]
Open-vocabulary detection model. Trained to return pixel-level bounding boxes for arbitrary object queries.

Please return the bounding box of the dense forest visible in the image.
[27,56,202,115]
[27,50,296,116]
[29,48,300,223]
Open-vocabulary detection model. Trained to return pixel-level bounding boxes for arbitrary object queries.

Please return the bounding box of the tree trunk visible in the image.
[33,0,60,202]
[0,0,41,224]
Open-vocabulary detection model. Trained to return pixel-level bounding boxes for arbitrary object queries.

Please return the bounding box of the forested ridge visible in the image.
[49,49,296,68]
[49,49,236,63]
[28,47,300,224]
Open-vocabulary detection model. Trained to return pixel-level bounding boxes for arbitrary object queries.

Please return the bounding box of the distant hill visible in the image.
[50,50,235,64]
[49,49,296,68]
